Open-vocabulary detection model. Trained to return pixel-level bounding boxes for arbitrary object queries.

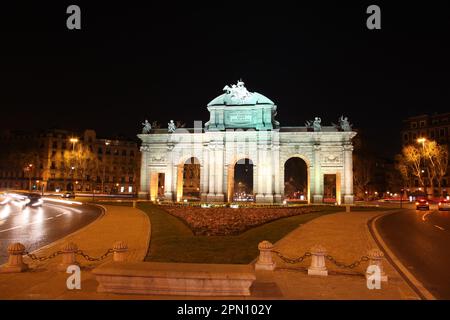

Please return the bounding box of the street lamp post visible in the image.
[25,164,33,192]
[102,140,110,194]
[69,138,78,192]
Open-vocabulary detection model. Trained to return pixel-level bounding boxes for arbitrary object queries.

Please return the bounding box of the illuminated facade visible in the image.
[139,81,356,203]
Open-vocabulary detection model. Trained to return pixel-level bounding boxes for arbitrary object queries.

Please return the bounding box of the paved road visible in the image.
[0,201,102,264]
[377,207,450,299]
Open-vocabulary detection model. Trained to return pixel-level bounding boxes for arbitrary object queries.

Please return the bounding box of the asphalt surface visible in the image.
[0,201,102,265]
[377,206,450,299]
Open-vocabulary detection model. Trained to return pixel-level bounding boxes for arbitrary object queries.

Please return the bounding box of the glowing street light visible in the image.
[417,137,426,144]
[417,138,427,151]
[69,137,78,152]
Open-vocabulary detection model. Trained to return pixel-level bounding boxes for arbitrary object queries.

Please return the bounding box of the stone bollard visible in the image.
[113,241,128,262]
[308,245,328,276]
[133,201,137,208]
[346,205,351,213]
[255,241,276,271]
[58,242,79,271]
[0,243,29,273]
[366,248,388,282]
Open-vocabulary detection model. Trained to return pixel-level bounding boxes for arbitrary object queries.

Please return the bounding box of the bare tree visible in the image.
[68,144,98,191]
[434,144,449,196]
[401,145,425,192]
[397,140,449,198]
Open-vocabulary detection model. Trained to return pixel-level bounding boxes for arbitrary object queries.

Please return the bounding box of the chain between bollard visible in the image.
[25,250,64,262]
[75,248,114,261]
[272,251,312,264]
[325,255,369,269]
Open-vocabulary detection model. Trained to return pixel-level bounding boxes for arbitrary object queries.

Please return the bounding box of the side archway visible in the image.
[176,156,201,201]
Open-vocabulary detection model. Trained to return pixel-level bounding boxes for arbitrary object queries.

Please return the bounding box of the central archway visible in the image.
[228,158,254,202]
[284,157,308,202]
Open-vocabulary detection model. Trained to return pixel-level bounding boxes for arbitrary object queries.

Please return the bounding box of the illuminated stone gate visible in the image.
[138,81,356,204]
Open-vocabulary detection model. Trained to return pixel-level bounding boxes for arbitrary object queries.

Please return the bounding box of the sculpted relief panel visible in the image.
[321,153,342,166]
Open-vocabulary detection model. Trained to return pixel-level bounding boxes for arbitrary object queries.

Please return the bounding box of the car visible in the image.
[438,199,450,211]
[415,199,430,210]
[27,193,43,207]
[61,192,76,198]
[12,192,43,207]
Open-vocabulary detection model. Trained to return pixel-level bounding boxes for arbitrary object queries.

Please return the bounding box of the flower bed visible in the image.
[161,205,318,236]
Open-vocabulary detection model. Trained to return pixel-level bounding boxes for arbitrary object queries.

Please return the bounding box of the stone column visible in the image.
[312,144,323,203]
[215,144,225,201]
[273,145,281,203]
[164,170,173,201]
[172,162,179,202]
[149,172,159,201]
[200,145,209,202]
[255,145,265,202]
[138,146,150,199]
[264,146,274,203]
[207,145,216,201]
[164,146,173,200]
[343,144,354,204]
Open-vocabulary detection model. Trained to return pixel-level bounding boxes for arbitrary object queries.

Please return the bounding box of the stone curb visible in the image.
[368,211,436,300]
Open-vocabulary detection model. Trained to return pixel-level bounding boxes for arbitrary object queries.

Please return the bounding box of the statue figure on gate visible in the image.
[142,119,152,134]
[339,115,352,131]
[313,117,322,132]
[168,120,176,133]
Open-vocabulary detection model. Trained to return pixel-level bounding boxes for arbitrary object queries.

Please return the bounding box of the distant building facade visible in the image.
[0,129,140,194]
[401,112,450,193]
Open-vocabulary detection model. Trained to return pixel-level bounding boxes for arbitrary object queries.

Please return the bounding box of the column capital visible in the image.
[343,144,354,151]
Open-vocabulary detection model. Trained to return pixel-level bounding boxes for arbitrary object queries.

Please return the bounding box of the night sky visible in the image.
[1,2,449,158]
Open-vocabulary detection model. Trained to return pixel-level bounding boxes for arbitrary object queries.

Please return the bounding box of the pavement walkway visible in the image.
[253,210,420,299]
[0,204,150,299]
[0,207,420,299]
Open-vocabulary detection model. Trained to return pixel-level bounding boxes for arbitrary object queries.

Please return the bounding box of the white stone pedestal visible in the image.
[308,245,328,276]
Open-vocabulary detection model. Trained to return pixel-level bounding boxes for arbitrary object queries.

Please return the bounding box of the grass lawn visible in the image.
[138,203,343,264]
